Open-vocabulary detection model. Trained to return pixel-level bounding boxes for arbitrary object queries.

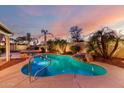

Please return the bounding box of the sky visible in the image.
[1,5,124,39]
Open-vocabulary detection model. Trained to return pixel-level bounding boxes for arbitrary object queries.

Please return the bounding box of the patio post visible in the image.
[5,35,10,62]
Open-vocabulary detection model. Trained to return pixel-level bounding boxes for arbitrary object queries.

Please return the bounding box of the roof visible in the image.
[0,23,13,34]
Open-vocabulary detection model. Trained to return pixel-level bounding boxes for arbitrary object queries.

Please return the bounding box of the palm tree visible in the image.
[87,27,123,59]
[54,39,68,54]
[41,29,53,52]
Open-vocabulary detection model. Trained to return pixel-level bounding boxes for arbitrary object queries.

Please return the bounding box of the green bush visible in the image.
[40,47,45,53]
[70,44,81,54]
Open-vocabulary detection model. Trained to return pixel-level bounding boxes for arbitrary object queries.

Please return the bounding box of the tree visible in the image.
[26,33,31,45]
[69,26,82,42]
[15,33,32,45]
[41,29,53,52]
[15,36,27,44]
[87,27,123,59]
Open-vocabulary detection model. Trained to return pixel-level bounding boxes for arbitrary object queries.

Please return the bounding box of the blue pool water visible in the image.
[21,54,107,77]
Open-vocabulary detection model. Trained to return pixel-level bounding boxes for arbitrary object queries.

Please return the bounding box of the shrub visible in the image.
[40,47,45,53]
[70,44,81,54]
[34,46,39,50]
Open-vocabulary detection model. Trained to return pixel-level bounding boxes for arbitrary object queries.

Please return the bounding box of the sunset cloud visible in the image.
[1,6,124,39]
[52,6,124,38]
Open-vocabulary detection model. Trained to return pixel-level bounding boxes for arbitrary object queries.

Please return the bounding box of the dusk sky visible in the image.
[1,5,124,39]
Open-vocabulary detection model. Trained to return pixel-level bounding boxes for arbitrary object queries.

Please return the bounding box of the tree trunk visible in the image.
[96,41,103,57]
[109,38,119,58]
[90,42,102,56]
[44,34,47,52]
[101,36,108,59]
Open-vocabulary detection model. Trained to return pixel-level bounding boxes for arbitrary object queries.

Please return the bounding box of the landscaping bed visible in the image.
[95,57,124,68]
[0,58,27,71]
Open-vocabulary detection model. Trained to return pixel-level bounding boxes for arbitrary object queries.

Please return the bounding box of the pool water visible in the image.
[21,54,107,77]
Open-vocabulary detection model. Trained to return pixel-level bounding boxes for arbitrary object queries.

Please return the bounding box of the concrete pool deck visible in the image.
[0,58,124,88]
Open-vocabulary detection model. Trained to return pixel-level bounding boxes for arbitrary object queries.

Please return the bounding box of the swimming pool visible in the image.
[21,54,107,77]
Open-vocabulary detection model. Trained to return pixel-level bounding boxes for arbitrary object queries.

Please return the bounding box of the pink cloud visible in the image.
[17,6,124,38]
[51,6,124,38]
[70,6,124,34]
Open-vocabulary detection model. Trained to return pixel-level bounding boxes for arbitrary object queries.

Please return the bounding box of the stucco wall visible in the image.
[16,45,28,51]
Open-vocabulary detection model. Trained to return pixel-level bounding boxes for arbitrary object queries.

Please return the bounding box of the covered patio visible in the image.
[0,23,13,62]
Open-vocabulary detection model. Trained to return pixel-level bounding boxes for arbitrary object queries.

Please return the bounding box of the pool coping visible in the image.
[0,57,124,88]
